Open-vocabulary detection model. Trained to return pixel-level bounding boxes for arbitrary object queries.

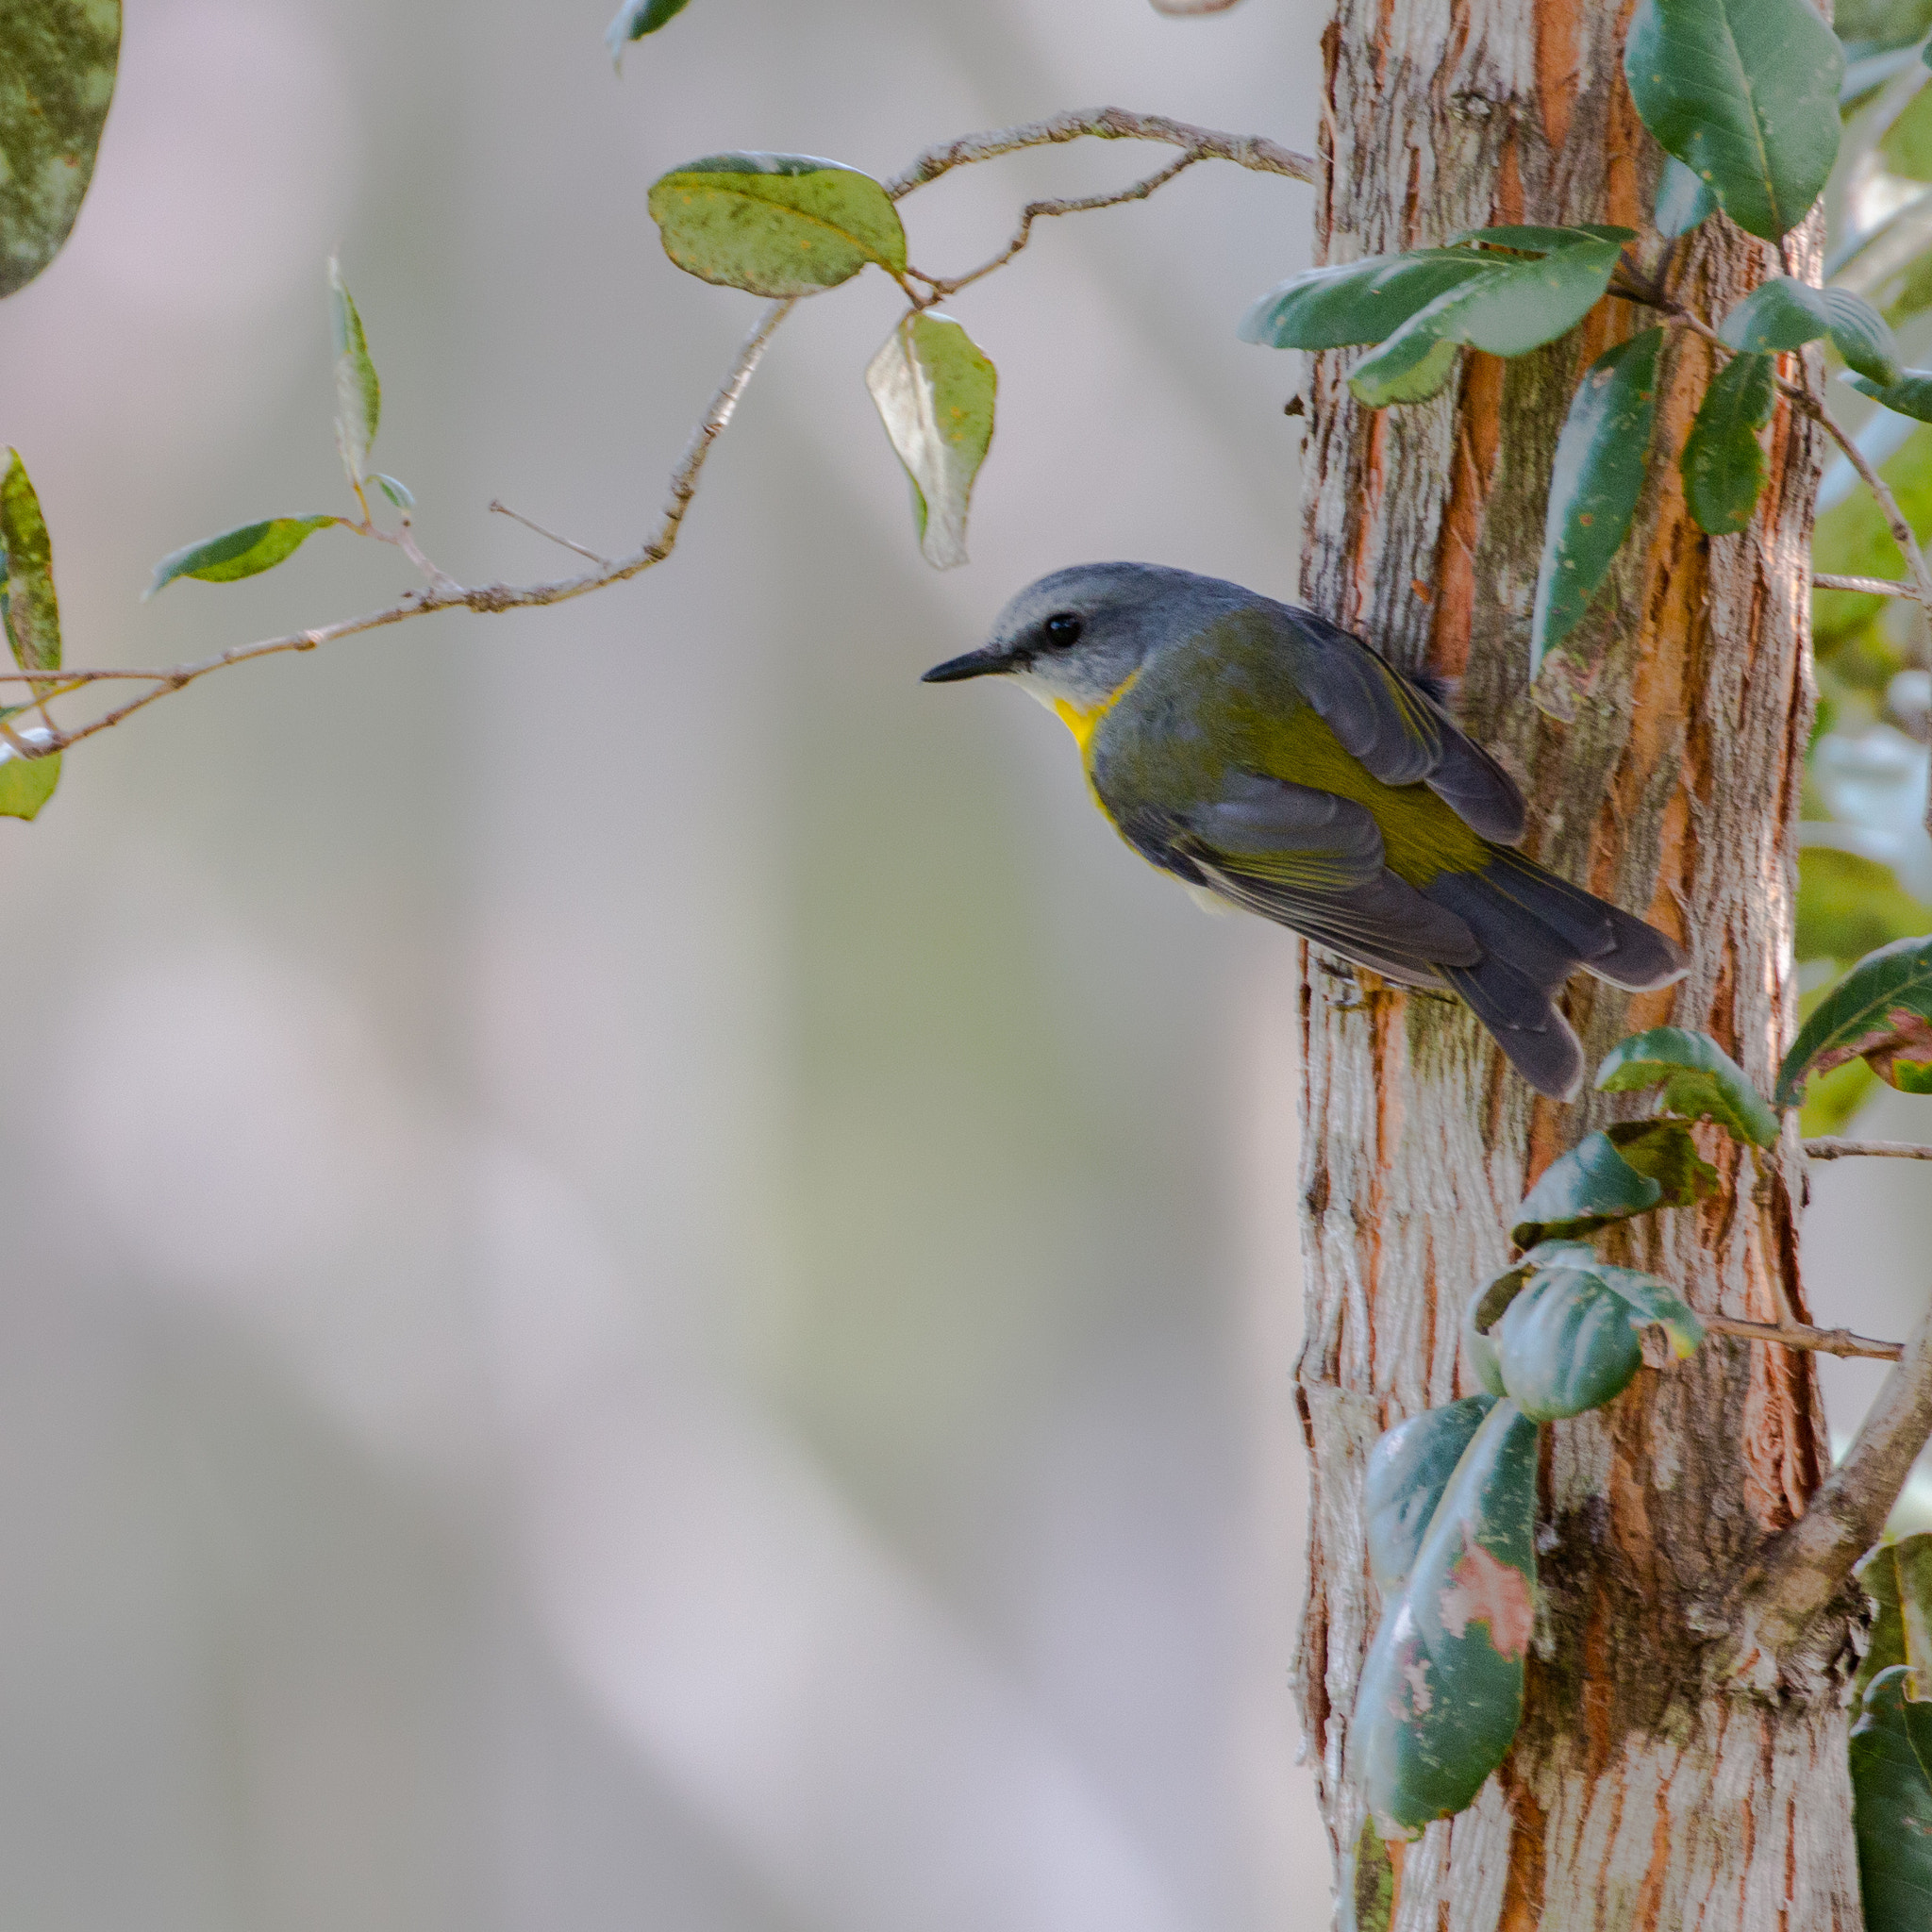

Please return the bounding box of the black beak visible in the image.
[921,643,1024,684]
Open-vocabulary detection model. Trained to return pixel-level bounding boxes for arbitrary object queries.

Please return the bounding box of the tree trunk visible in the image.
[1293,4,1863,1925]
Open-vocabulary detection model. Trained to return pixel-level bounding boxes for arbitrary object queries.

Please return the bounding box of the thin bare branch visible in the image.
[1806,1136,1932,1161]
[489,500,611,569]
[1812,570,1920,598]
[1147,0,1248,13]
[1730,1292,1932,1677]
[929,153,1202,296]
[1704,1314,1903,1360]
[884,107,1318,199]
[4,109,1313,756]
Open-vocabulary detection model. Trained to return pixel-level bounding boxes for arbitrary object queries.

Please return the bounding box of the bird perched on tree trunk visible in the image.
[923,562,1686,1100]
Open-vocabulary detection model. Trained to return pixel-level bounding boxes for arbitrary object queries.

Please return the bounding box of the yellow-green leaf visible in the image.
[865,310,996,570]
[0,450,60,673]
[648,153,906,298]
[330,258,380,487]
[145,516,339,596]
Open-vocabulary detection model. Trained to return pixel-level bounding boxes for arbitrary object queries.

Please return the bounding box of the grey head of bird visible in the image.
[922,560,1257,713]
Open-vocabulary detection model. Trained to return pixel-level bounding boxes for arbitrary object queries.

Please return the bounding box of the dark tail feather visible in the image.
[1441,958,1584,1100]
[1422,855,1689,1099]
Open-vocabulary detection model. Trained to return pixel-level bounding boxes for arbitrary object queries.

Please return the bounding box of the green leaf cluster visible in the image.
[1778,932,1932,1103]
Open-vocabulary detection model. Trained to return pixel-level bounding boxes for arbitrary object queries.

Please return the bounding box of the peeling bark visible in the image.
[1293,3,1861,1924]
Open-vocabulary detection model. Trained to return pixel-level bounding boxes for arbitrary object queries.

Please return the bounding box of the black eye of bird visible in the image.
[1042,612,1083,648]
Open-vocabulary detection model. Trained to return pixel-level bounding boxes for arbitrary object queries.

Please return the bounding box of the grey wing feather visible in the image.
[1187,771,1386,884]
[1270,603,1527,844]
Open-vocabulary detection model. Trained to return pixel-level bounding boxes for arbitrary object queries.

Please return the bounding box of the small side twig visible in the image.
[1806,1137,1932,1161]
[1704,1313,1904,1360]
[490,499,612,570]
[1812,571,1921,598]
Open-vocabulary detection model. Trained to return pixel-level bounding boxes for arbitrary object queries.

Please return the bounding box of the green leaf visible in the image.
[1799,849,1932,968]
[0,451,60,673]
[145,516,339,597]
[1364,1396,1497,1596]
[1857,1543,1910,1713]
[373,474,414,510]
[1624,0,1843,242]
[1238,251,1525,351]
[1586,1260,1706,1359]
[1848,368,1932,423]
[1655,156,1716,238]
[647,153,907,298]
[330,259,380,488]
[1604,1118,1721,1208]
[864,310,996,571]
[1356,1400,1539,1836]
[1851,1667,1932,1932]
[1594,1025,1779,1145]
[1528,329,1662,673]
[1348,230,1627,408]
[1775,932,1932,1104]
[1720,279,1900,385]
[0,0,120,299]
[1511,1131,1662,1247]
[1493,1265,1644,1421]
[1860,1538,1932,1708]
[1681,351,1774,535]
[605,0,691,67]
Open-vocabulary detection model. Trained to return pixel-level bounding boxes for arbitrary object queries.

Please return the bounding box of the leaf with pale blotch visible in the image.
[330,259,380,488]
[1624,0,1842,242]
[1529,329,1662,674]
[145,516,340,597]
[865,310,996,571]
[1654,156,1715,238]
[1720,278,1899,386]
[648,153,906,298]
[605,0,691,68]
[0,451,60,673]
[1681,351,1774,536]
[0,1,120,299]
[1356,1400,1538,1837]
[1595,1025,1779,1144]
[1363,1396,1496,1597]
[1851,1667,1932,1932]
[1776,934,1932,1104]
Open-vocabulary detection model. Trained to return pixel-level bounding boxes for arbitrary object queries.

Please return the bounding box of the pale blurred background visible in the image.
[7,6,1932,1929]
[0,1,1336,1927]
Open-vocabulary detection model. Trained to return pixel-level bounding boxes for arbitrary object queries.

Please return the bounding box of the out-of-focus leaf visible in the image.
[864,310,996,570]
[1363,1396,1497,1596]
[1861,1538,1932,1708]
[1881,84,1932,180]
[0,451,60,673]
[1849,369,1932,423]
[1356,1400,1539,1837]
[373,474,414,509]
[1493,1265,1645,1421]
[648,153,906,298]
[1799,849,1932,964]
[1529,328,1662,673]
[1720,279,1900,385]
[330,258,380,487]
[1851,1666,1932,1932]
[0,0,120,299]
[1860,1543,1912,1711]
[605,0,691,67]
[1346,229,1628,408]
[1624,0,1842,242]
[0,723,59,822]
[1775,932,1932,1103]
[1594,1026,1779,1144]
[1681,351,1774,535]
[1655,156,1716,237]
[145,516,339,597]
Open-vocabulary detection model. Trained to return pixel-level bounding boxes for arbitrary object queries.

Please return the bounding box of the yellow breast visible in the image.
[1051,670,1140,761]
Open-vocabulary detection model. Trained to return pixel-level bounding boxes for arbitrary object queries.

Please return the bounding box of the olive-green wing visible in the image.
[1273,604,1527,844]
[1120,770,1481,986]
